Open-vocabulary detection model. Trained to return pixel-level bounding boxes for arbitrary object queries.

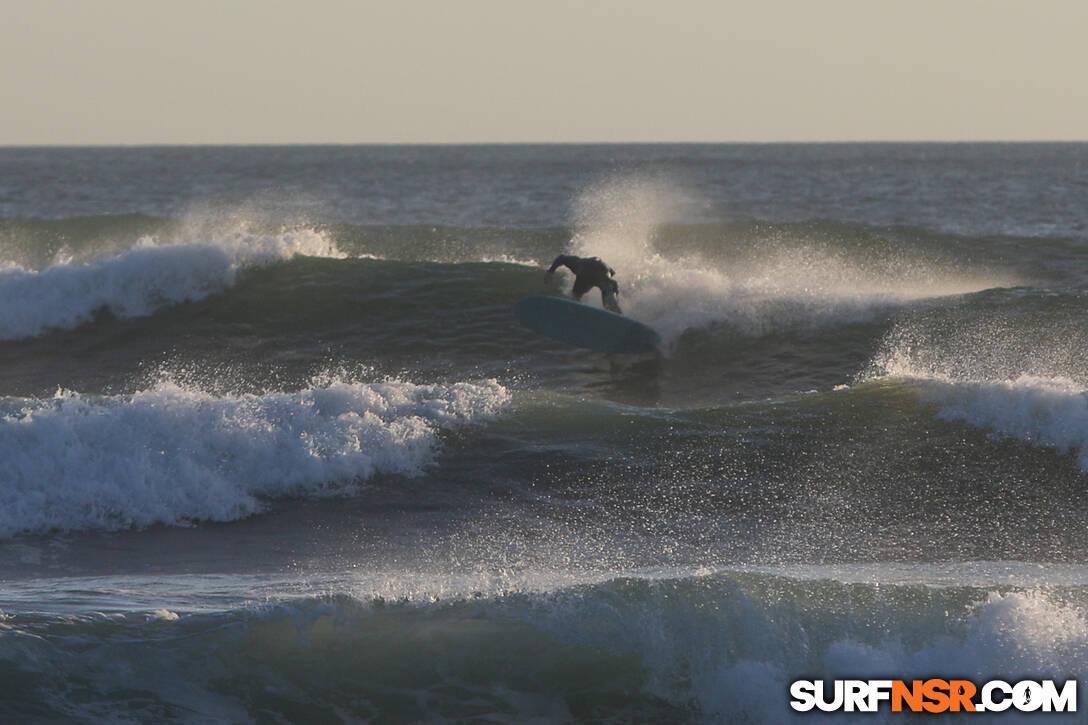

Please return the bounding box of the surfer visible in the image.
[547,255,622,313]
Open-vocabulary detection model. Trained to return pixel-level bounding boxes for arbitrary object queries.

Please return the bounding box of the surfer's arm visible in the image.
[548,255,579,274]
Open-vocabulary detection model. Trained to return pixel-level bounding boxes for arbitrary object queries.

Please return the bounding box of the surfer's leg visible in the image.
[602,289,622,314]
[572,276,593,300]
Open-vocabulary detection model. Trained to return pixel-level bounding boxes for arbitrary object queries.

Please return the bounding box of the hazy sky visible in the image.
[4,0,1087,144]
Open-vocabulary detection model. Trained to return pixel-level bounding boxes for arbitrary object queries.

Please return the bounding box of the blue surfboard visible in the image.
[514,295,661,354]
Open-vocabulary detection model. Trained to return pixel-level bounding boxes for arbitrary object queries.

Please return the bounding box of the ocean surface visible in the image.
[0,144,1086,723]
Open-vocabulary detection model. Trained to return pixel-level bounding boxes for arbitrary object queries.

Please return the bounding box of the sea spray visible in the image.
[863,300,1088,468]
[2,143,1087,725]
[3,570,1084,723]
[564,176,1018,342]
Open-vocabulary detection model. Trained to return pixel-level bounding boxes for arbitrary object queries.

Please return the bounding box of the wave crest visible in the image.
[566,176,1015,341]
[0,219,343,340]
[0,376,509,537]
[864,306,1088,470]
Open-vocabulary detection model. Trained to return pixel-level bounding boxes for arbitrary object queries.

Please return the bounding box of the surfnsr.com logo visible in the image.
[790,679,1077,713]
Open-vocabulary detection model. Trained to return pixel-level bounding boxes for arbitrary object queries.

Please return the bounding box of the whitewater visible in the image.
[1,143,1086,723]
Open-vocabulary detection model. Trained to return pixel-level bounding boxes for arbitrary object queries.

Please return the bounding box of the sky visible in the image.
[3,0,1087,144]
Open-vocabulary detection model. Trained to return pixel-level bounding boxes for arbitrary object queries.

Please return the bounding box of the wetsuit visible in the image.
[547,255,622,313]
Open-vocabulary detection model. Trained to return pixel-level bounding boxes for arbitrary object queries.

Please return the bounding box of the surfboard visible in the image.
[514,295,661,354]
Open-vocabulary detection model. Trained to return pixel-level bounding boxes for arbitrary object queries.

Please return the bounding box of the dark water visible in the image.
[1,145,1086,723]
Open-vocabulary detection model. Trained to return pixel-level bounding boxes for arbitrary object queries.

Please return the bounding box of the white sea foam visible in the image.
[478,253,540,267]
[0,377,509,537]
[514,574,1087,723]
[867,317,1088,469]
[4,568,1084,723]
[565,176,1014,342]
[926,375,1088,468]
[317,568,1084,722]
[0,220,344,340]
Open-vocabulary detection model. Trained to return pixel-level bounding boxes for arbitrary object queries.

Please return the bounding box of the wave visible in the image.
[564,177,1020,342]
[0,216,344,340]
[0,376,509,537]
[1,209,1034,345]
[2,569,1084,723]
[920,375,1088,470]
[863,298,1088,469]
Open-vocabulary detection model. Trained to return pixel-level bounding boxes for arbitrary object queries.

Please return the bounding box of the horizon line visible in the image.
[3,139,1088,149]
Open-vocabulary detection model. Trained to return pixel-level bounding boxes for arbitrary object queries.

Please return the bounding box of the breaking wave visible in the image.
[0,376,509,536]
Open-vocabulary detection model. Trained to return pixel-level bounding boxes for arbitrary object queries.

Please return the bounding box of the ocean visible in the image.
[0,144,1085,723]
